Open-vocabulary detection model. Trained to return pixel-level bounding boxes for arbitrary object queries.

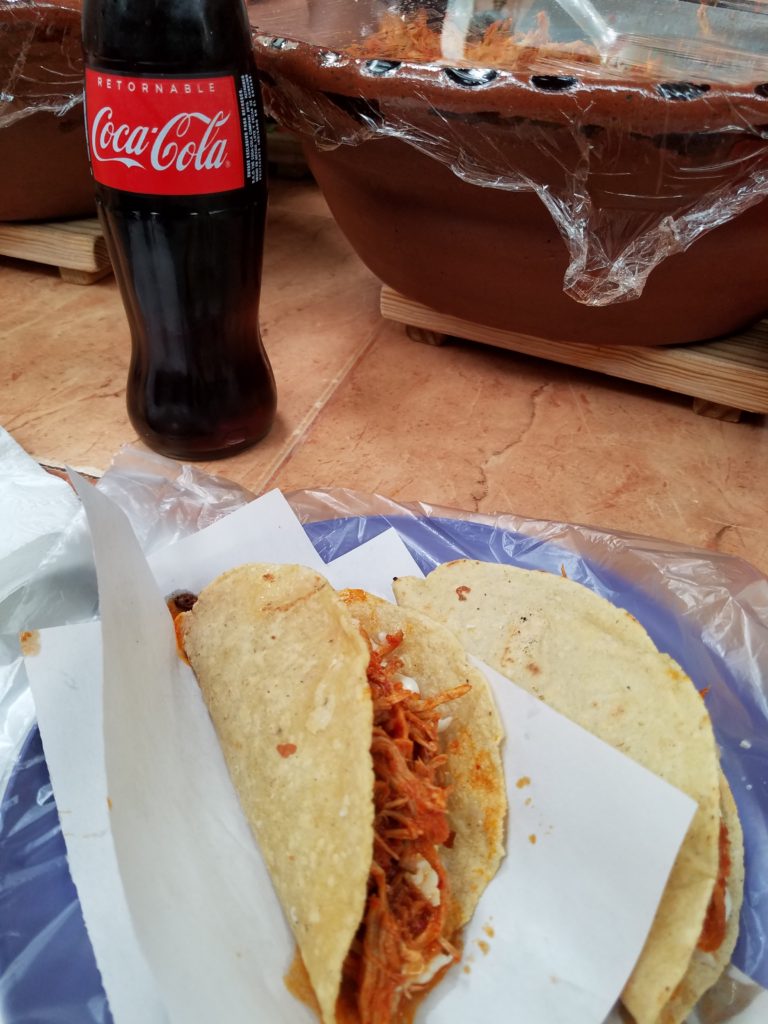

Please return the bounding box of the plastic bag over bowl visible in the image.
[249,1,768,338]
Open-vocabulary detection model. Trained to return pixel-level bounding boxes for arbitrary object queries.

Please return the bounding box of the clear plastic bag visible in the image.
[249,0,768,306]
[1,444,767,1021]
[0,1,83,129]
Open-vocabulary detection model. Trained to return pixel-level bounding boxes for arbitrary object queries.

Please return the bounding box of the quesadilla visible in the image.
[393,559,743,1024]
[178,564,506,1024]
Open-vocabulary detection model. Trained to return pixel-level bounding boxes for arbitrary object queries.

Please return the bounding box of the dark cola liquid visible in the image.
[83,0,276,460]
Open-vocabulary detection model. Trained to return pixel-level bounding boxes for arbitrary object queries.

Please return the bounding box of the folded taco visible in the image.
[177,564,506,1024]
[392,559,743,1024]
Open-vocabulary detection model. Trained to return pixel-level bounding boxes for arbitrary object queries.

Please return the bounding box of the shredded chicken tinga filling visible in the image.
[349,11,599,69]
[340,631,470,1024]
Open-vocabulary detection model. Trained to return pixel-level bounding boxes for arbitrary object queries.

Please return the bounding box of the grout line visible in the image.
[257,320,384,493]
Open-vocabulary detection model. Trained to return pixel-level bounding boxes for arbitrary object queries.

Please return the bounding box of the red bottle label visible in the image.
[84,69,250,195]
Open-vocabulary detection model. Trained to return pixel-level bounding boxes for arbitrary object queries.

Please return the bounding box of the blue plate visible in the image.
[2,514,766,1022]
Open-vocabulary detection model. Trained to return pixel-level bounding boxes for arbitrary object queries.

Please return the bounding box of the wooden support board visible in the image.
[381,286,768,418]
[0,218,112,284]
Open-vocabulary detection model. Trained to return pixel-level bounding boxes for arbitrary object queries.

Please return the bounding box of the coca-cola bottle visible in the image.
[82,0,276,460]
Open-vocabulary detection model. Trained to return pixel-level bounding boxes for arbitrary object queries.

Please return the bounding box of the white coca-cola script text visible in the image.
[90,107,231,172]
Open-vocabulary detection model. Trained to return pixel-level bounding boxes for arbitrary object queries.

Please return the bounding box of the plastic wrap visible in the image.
[1,444,768,1022]
[249,0,768,305]
[0,0,83,129]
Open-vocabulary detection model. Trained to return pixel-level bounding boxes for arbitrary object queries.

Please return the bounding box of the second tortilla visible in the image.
[393,559,723,1024]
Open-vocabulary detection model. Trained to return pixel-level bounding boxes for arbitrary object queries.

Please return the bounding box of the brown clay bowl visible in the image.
[254,35,768,346]
[0,2,94,222]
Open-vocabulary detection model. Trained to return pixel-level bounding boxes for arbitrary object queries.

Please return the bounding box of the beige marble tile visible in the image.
[0,260,131,475]
[269,321,768,573]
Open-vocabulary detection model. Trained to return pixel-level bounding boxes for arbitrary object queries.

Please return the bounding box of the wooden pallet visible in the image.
[0,218,111,284]
[381,286,768,421]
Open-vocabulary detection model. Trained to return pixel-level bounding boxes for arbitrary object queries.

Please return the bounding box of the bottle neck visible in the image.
[82,0,254,73]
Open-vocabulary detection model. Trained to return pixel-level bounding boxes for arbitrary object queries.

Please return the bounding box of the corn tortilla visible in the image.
[659,772,745,1024]
[393,559,724,1024]
[180,564,374,1024]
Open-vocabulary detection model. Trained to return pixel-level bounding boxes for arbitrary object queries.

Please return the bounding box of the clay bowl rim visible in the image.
[253,32,768,135]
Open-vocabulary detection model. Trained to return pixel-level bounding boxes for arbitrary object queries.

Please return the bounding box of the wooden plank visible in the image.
[59,266,113,286]
[406,324,447,347]
[694,336,768,367]
[0,218,110,274]
[692,399,742,422]
[380,287,768,414]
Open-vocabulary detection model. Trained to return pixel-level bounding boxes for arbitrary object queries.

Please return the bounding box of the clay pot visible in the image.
[1,2,94,221]
[303,135,768,347]
[0,109,94,222]
[255,36,768,346]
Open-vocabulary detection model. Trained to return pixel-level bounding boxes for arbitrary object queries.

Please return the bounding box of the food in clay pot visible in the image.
[251,1,768,346]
